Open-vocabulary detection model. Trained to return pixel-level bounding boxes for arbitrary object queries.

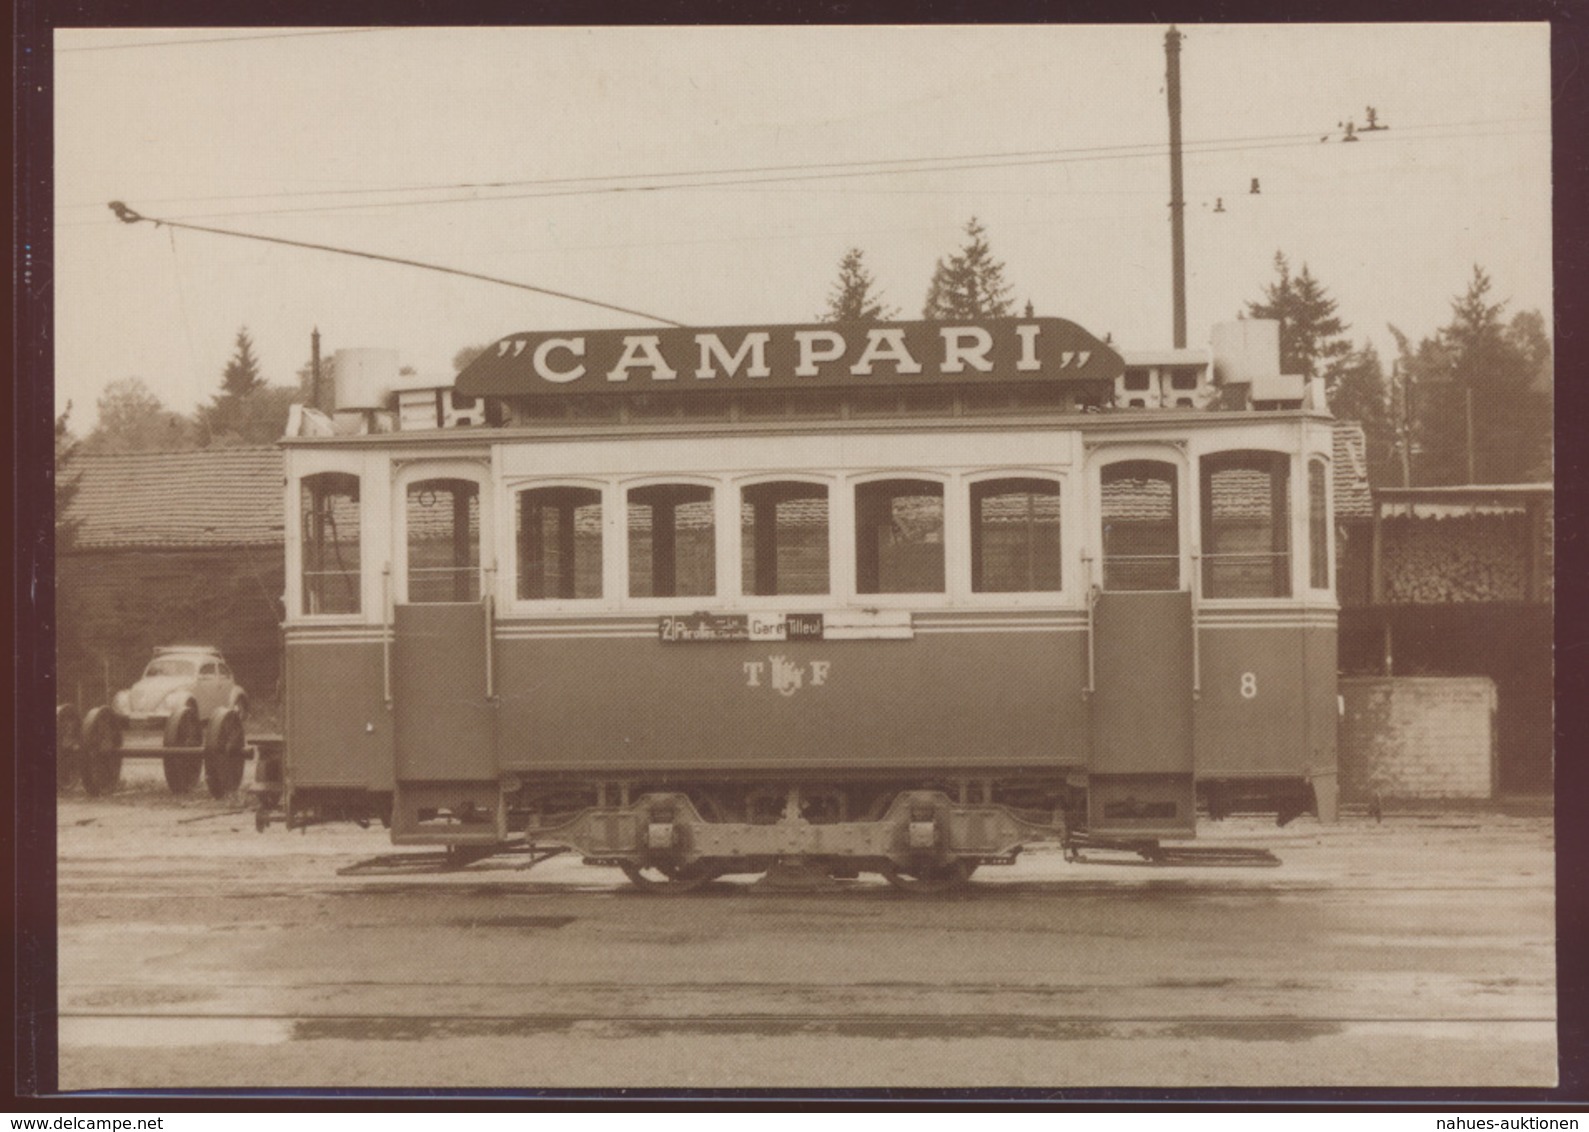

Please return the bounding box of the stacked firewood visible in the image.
[1382,512,1529,603]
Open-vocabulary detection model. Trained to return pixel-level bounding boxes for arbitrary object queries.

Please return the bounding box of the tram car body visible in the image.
[273,317,1339,888]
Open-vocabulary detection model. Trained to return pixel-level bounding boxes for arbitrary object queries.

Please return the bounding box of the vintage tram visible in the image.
[263,316,1340,889]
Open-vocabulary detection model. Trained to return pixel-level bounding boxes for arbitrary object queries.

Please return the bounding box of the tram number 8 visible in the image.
[1240,672,1258,700]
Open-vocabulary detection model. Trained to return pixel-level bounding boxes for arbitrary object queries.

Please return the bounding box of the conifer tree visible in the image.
[922,218,1014,320]
[1244,252,1352,384]
[821,248,897,323]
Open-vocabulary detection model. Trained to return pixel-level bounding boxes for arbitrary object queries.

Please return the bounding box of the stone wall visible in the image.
[1339,676,1497,801]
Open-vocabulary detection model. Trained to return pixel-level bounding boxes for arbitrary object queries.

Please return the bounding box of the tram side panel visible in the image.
[1193,619,1337,811]
[492,624,1090,775]
[283,635,393,793]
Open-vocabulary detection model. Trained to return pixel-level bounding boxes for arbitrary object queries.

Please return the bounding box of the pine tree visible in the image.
[201,327,292,445]
[1244,252,1352,384]
[820,248,897,324]
[1397,267,1551,485]
[922,217,1014,320]
[221,327,265,398]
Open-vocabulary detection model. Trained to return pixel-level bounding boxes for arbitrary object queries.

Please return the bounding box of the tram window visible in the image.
[1170,368,1201,391]
[1200,452,1291,599]
[971,478,1061,593]
[680,394,732,420]
[300,472,360,614]
[855,479,945,595]
[567,397,621,422]
[740,393,792,419]
[629,484,715,598]
[741,482,829,596]
[628,395,683,420]
[959,387,1016,414]
[1309,459,1329,590]
[517,487,603,601]
[1100,461,1179,591]
[848,389,903,417]
[406,478,480,603]
[1123,370,1151,392]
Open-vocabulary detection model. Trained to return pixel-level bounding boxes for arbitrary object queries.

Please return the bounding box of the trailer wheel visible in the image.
[879,860,977,894]
[203,709,246,799]
[161,706,203,794]
[80,708,123,797]
[56,704,82,790]
[619,861,716,894]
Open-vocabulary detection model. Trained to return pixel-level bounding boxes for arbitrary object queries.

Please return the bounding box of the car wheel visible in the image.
[204,709,246,799]
[56,704,82,790]
[80,708,123,797]
[162,705,203,794]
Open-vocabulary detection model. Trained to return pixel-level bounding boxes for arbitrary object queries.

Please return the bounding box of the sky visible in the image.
[52,23,1552,428]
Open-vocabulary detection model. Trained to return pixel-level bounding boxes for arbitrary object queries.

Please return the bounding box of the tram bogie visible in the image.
[263,316,1341,887]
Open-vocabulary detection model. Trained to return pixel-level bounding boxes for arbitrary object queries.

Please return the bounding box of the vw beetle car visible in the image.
[112,646,248,732]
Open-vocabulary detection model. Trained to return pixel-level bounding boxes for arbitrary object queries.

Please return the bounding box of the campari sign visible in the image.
[456,317,1123,397]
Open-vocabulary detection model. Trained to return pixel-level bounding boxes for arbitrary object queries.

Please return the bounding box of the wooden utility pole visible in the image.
[1166,26,1187,349]
[310,326,323,412]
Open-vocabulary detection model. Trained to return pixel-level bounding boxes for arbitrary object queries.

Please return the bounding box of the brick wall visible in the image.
[1339,676,1497,801]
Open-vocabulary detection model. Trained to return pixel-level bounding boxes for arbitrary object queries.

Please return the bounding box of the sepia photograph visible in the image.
[36,21,1556,1097]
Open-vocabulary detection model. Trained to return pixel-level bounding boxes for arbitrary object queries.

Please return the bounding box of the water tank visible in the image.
[1210,320,1280,387]
[332,348,400,412]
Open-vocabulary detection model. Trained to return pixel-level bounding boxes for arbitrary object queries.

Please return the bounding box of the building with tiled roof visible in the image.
[66,447,285,549]
[57,447,287,709]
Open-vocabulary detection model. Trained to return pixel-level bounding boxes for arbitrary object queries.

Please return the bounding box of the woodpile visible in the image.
[1383,512,1528,603]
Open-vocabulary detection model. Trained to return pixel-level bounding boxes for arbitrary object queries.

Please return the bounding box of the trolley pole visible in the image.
[1166,25,1187,349]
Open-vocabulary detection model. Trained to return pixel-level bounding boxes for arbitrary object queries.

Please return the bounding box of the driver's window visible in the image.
[1099,460,1181,591]
[406,477,481,602]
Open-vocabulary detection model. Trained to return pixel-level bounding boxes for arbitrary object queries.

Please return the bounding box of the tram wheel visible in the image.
[204,710,246,799]
[619,861,716,894]
[80,708,123,797]
[161,706,204,794]
[56,704,82,790]
[880,860,978,894]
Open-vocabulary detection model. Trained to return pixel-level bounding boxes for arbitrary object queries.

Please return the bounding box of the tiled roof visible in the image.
[1332,420,1373,521]
[64,447,285,549]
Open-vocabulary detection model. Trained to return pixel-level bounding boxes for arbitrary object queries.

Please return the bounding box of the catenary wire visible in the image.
[155,124,1539,223]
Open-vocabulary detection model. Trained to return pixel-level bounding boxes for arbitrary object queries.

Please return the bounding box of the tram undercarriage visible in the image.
[257,769,1312,890]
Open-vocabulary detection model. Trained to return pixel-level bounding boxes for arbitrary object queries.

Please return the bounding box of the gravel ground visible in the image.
[51,765,1557,1094]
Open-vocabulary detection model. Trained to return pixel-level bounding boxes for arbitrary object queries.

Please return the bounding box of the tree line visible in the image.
[62,219,1552,491]
[822,225,1551,488]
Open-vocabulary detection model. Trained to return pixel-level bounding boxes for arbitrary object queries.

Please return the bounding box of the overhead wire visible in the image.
[57,115,1533,214]
[151,120,1542,223]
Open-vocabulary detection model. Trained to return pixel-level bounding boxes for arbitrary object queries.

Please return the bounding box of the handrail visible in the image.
[381,563,393,709]
[1189,549,1202,696]
[483,564,497,701]
[1081,552,1096,695]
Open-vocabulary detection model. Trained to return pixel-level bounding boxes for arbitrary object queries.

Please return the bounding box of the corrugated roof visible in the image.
[65,447,285,549]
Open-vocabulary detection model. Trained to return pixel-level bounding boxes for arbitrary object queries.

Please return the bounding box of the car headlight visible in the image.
[112,691,130,715]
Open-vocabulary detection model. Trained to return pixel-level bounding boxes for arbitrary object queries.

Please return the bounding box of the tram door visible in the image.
[1088,458,1196,838]
[389,468,501,842]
